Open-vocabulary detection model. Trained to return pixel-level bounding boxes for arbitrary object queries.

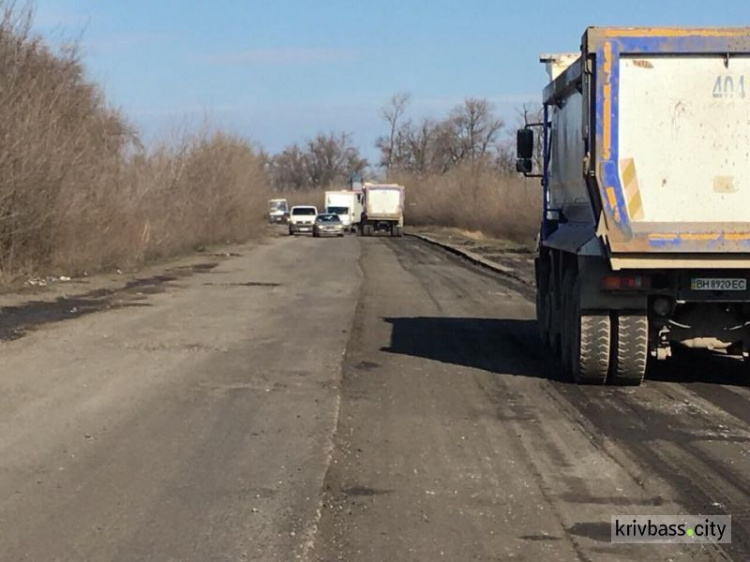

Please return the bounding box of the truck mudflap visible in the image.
[542,224,604,257]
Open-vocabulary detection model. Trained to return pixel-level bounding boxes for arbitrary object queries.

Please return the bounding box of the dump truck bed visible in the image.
[544,28,750,264]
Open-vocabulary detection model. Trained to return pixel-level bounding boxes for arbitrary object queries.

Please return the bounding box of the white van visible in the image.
[288,206,318,235]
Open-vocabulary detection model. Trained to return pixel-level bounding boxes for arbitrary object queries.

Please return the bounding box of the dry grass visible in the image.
[0,5,269,282]
[392,161,541,244]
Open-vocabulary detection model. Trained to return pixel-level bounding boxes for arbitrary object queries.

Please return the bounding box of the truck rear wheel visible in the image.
[562,271,610,384]
[610,314,648,386]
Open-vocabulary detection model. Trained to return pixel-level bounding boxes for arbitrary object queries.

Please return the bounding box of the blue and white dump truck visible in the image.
[517,27,750,385]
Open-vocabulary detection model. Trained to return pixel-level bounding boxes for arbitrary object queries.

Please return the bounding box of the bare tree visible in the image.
[403,118,436,174]
[377,92,411,169]
[449,98,504,162]
[306,132,367,188]
[376,95,506,176]
[271,144,308,190]
[270,132,367,190]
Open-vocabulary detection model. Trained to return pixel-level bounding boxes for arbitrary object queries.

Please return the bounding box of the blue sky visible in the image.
[34,0,750,159]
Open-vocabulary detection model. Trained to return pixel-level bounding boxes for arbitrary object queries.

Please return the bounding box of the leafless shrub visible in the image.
[0,3,269,281]
[392,160,541,244]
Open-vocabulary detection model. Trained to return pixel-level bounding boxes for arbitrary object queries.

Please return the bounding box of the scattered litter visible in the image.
[26,275,72,286]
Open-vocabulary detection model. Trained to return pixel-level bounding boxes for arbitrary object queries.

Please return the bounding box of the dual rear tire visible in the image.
[560,271,610,384]
[538,267,647,386]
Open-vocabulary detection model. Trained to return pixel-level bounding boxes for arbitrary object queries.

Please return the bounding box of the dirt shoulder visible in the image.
[407,226,536,284]
[0,241,267,343]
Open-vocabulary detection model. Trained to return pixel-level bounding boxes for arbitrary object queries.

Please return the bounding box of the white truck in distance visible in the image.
[360,183,404,237]
[268,198,289,224]
[325,190,362,232]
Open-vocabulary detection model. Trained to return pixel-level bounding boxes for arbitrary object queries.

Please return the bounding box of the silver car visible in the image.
[312,214,345,237]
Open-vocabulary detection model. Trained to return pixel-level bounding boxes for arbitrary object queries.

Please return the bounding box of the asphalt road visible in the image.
[1,234,749,561]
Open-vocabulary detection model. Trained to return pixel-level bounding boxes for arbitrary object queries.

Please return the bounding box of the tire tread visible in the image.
[612,314,648,386]
[576,314,610,384]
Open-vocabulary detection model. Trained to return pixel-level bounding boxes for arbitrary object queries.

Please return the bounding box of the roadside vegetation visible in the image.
[376,93,541,244]
[393,164,539,243]
[0,5,269,283]
[0,3,539,284]
[265,132,366,213]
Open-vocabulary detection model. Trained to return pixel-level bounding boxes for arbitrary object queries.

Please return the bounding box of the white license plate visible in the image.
[691,278,747,291]
[298,227,310,231]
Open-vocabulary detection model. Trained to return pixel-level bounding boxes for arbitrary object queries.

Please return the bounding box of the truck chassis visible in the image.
[359,219,403,237]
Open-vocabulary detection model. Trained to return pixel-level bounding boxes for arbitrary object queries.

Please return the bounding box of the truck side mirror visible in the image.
[516,158,533,174]
[516,128,534,160]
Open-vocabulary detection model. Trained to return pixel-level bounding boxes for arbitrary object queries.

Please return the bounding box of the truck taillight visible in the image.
[602,275,649,291]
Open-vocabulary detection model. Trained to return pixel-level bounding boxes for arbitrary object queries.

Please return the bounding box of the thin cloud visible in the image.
[196,47,358,66]
[33,5,92,30]
[85,32,175,53]
[127,104,241,118]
